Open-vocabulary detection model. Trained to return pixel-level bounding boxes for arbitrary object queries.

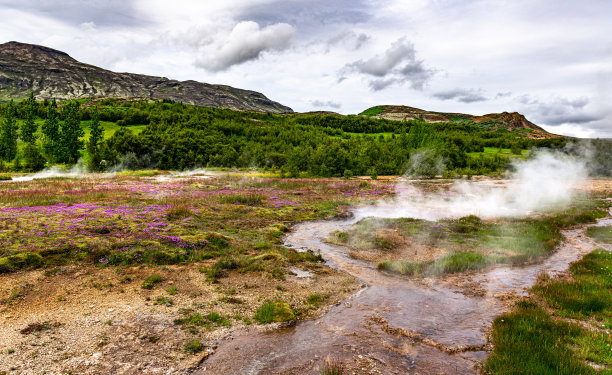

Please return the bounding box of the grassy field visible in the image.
[0,175,393,275]
[485,249,612,374]
[0,174,396,372]
[27,118,147,140]
[467,146,530,158]
[331,198,610,276]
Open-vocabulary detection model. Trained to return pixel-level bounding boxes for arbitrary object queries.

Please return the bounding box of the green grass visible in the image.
[184,339,204,354]
[83,120,147,139]
[533,249,612,327]
[586,226,612,244]
[306,293,324,306]
[485,249,612,374]
[0,252,44,273]
[359,106,385,116]
[174,310,231,331]
[141,274,162,289]
[485,301,592,375]
[154,296,173,306]
[253,301,295,323]
[467,147,530,158]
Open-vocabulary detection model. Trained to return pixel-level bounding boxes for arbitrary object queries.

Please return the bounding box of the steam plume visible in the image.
[355,151,588,221]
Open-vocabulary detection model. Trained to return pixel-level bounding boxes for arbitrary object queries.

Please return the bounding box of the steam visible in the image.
[355,151,589,221]
[10,164,92,182]
[153,168,214,181]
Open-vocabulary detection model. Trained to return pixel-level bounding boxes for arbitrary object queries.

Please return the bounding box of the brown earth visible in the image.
[0,262,358,374]
[344,229,449,265]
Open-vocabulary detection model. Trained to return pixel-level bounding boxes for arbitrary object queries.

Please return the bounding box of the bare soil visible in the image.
[0,262,358,374]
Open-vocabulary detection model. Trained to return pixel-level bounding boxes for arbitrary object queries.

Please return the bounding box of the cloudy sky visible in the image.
[1,0,611,137]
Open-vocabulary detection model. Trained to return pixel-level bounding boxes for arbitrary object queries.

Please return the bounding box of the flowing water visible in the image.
[197,211,609,374]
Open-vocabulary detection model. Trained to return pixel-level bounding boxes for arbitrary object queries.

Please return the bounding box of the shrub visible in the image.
[141,274,162,289]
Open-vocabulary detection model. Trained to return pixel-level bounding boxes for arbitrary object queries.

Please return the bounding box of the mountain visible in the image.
[0,41,292,113]
[360,105,558,139]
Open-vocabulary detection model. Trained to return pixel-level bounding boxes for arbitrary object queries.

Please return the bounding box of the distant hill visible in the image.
[360,105,558,139]
[0,41,292,113]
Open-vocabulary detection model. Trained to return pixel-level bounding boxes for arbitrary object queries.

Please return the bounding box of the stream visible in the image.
[197,212,609,374]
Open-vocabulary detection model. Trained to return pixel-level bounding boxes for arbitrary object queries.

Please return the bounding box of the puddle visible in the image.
[288,267,314,279]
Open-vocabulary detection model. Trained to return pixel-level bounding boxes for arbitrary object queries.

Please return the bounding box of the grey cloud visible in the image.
[327,31,370,51]
[342,38,434,91]
[238,0,371,33]
[495,91,512,98]
[195,21,295,72]
[311,100,341,109]
[544,113,602,125]
[433,88,487,103]
[2,0,143,27]
[349,39,416,77]
[519,95,603,125]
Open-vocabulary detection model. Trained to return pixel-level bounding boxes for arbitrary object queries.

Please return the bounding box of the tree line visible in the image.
[1,97,608,177]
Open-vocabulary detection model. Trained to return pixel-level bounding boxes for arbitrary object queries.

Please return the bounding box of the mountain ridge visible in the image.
[0,41,292,113]
[361,105,558,139]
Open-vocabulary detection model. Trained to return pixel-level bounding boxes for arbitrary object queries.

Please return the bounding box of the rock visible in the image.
[0,41,293,113]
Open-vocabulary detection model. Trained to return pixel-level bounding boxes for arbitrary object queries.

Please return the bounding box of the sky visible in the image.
[1,0,611,138]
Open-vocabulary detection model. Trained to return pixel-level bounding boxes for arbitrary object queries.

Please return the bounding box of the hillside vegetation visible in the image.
[0,98,583,177]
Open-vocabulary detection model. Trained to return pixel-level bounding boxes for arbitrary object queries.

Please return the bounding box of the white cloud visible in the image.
[195,21,295,71]
[0,0,610,137]
[342,38,434,91]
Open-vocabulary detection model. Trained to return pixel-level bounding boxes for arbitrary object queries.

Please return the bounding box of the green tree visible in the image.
[0,100,19,161]
[87,109,103,171]
[42,99,60,163]
[21,92,38,144]
[58,101,84,164]
[23,143,46,171]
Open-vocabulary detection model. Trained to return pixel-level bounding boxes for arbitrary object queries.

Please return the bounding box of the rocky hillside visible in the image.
[0,41,292,113]
[361,105,557,139]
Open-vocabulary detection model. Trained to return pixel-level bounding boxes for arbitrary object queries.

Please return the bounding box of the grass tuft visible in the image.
[184,339,204,354]
[141,274,162,289]
[253,301,295,324]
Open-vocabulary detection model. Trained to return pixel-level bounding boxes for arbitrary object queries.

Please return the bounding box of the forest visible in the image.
[0,96,609,177]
